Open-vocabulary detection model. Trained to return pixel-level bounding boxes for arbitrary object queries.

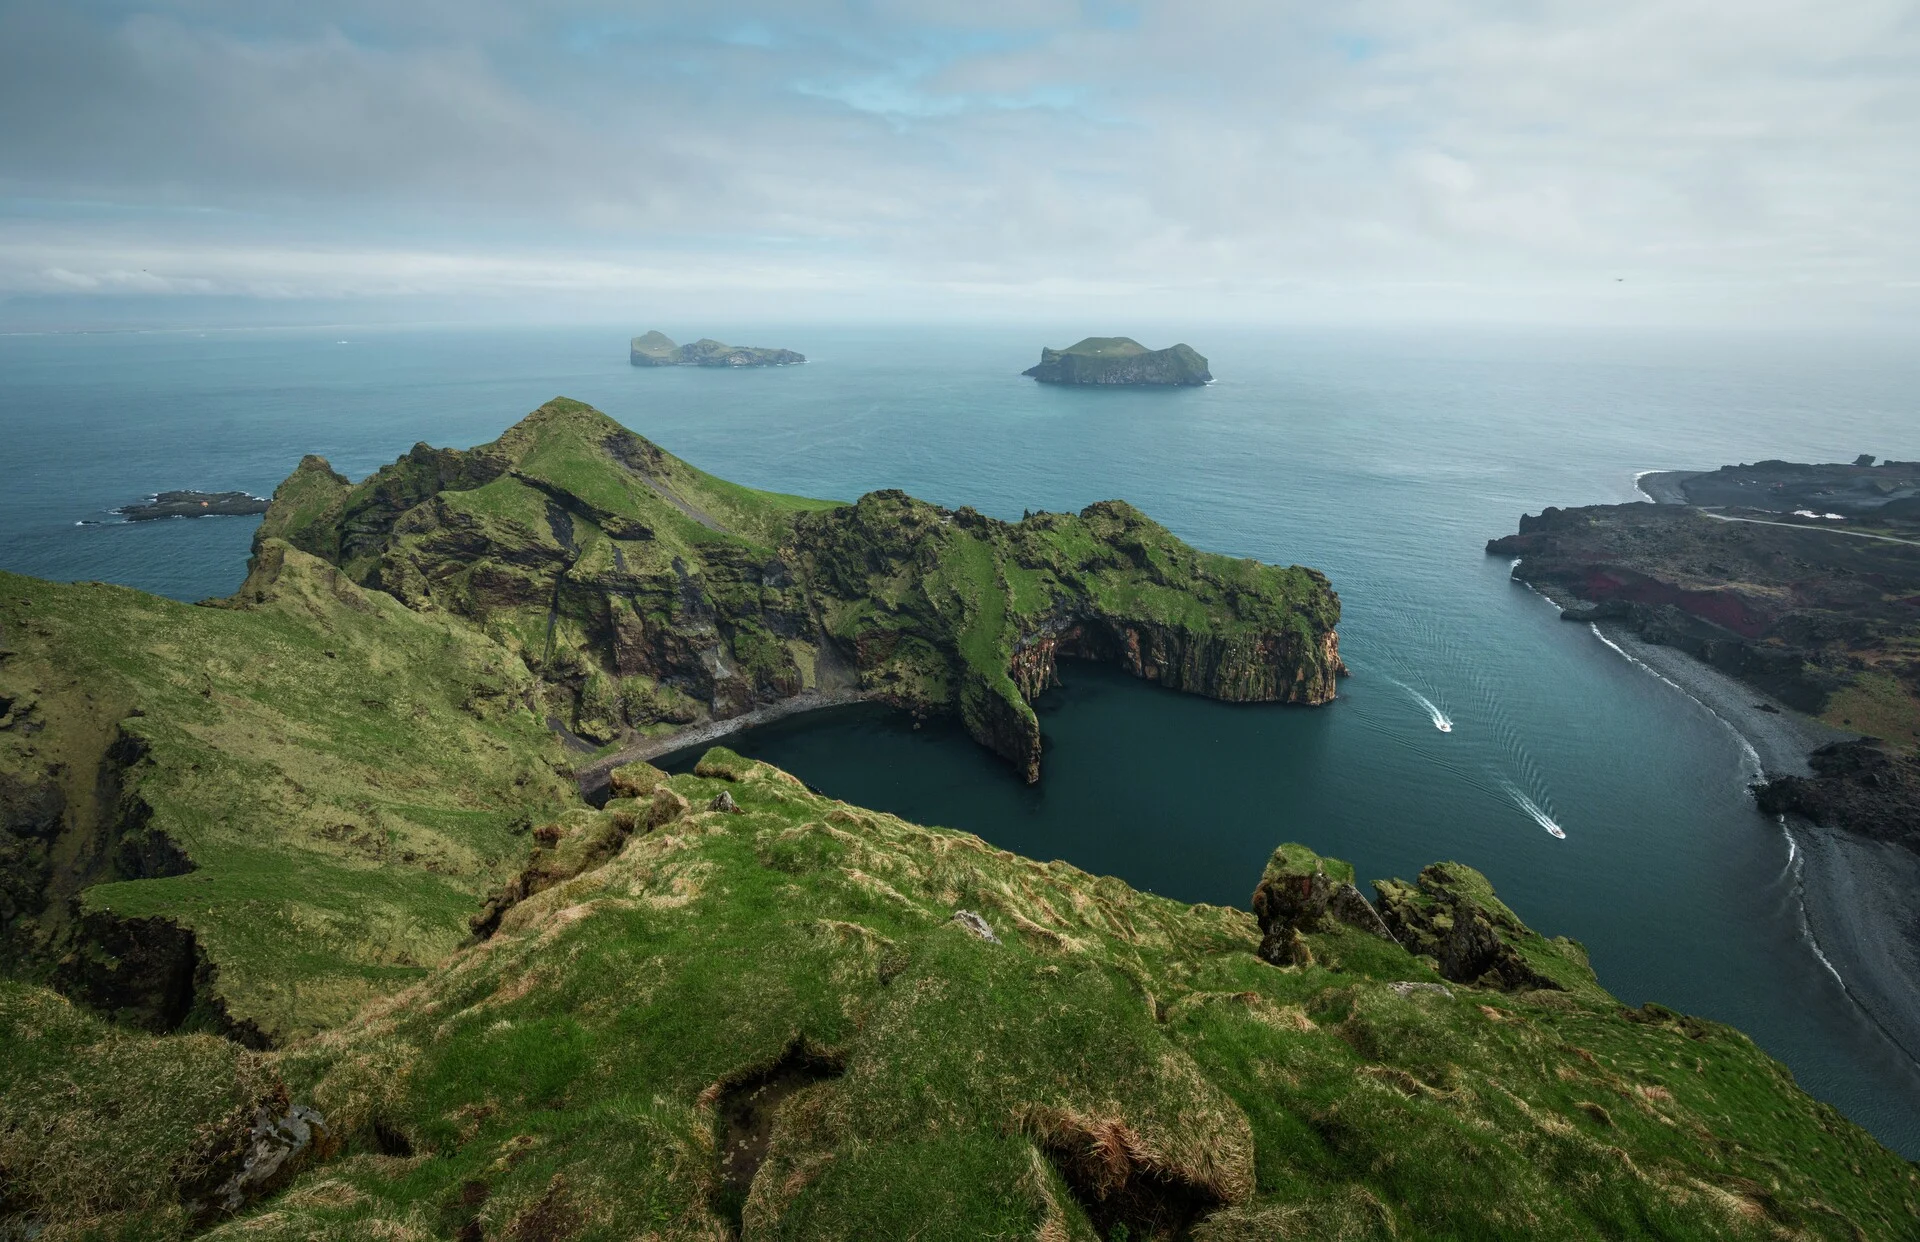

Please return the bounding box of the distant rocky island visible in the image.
[629,330,804,368]
[116,490,268,521]
[1023,336,1212,386]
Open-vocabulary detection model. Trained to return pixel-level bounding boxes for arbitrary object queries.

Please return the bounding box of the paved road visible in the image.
[1698,510,1920,549]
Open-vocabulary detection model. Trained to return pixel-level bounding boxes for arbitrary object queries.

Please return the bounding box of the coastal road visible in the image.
[1698,510,1920,549]
[572,687,877,797]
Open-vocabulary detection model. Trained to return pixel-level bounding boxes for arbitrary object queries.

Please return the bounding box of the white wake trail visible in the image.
[1389,678,1453,732]
[1502,780,1567,839]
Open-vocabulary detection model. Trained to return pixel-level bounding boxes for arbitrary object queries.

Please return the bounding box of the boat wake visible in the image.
[1502,780,1567,839]
[1390,679,1453,732]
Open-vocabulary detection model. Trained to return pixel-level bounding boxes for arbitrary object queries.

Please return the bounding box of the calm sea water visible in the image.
[4,323,1919,1152]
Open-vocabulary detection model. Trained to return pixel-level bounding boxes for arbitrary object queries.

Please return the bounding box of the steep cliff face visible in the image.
[1023,337,1212,386]
[259,399,1343,781]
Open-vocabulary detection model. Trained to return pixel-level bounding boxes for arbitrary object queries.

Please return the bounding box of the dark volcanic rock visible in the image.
[1486,501,1920,711]
[1675,459,1920,515]
[118,491,269,521]
[1756,740,1920,850]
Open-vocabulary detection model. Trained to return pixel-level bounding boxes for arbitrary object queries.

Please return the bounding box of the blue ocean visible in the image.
[4,323,1918,1152]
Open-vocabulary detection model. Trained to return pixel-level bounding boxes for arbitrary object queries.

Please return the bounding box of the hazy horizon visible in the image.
[3,1,1916,332]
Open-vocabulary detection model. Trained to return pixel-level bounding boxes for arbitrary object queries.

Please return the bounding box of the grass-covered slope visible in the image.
[0,549,575,1042]
[4,750,1913,1240]
[259,398,1342,781]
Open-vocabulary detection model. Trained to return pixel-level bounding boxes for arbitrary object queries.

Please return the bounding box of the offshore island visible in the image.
[1024,336,1212,386]
[629,331,805,368]
[116,490,270,521]
[0,407,1914,1237]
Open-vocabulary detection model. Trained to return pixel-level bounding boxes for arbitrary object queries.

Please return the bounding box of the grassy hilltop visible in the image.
[4,735,1915,1238]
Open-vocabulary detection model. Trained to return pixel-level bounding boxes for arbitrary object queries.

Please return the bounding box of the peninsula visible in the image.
[0,418,1911,1237]
[1023,336,1212,386]
[1487,458,1920,843]
[629,330,805,368]
[115,490,269,521]
[254,399,1344,785]
[1488,458,1920,1078]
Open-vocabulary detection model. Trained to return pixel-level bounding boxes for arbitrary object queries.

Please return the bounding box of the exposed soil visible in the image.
[710,1043,844,1236]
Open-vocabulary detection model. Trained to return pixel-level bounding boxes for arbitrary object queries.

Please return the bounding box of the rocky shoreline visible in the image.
[1496,464,1920,1088]
[1582,618,1852,779]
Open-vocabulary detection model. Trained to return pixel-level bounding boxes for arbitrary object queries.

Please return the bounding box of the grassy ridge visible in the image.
[0,547,575,1039]
[4,750,1912,1239]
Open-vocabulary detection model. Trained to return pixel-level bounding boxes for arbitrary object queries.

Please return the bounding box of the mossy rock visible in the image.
[606,760,668,799]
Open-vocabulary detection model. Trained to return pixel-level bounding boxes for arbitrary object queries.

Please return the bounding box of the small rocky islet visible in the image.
[1023,336,1212,386]
[1,406,1915,1237]
[113,490,269,521]
[629,330,805,368]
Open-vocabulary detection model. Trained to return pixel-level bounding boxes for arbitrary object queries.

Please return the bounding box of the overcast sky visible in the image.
[2,0,1916,327]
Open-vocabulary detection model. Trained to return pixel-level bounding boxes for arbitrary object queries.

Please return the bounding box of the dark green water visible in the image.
[5,322,1919,1151]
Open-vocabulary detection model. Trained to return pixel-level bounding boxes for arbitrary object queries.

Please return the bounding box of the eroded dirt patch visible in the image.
[1024,1107,1227,1240]
[710,1042,844,1235]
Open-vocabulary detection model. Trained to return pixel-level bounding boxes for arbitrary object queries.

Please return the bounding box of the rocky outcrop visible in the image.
[1756,740,1920,848]
[1023,337,1211,386]
[1251,844,1395,967]
[630,331,805,367]
[1372,864,1571,993]
[196,1099,329,1218]
[116,491,269,521]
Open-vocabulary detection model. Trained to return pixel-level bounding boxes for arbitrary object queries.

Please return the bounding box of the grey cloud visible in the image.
[0,0,1914,324]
